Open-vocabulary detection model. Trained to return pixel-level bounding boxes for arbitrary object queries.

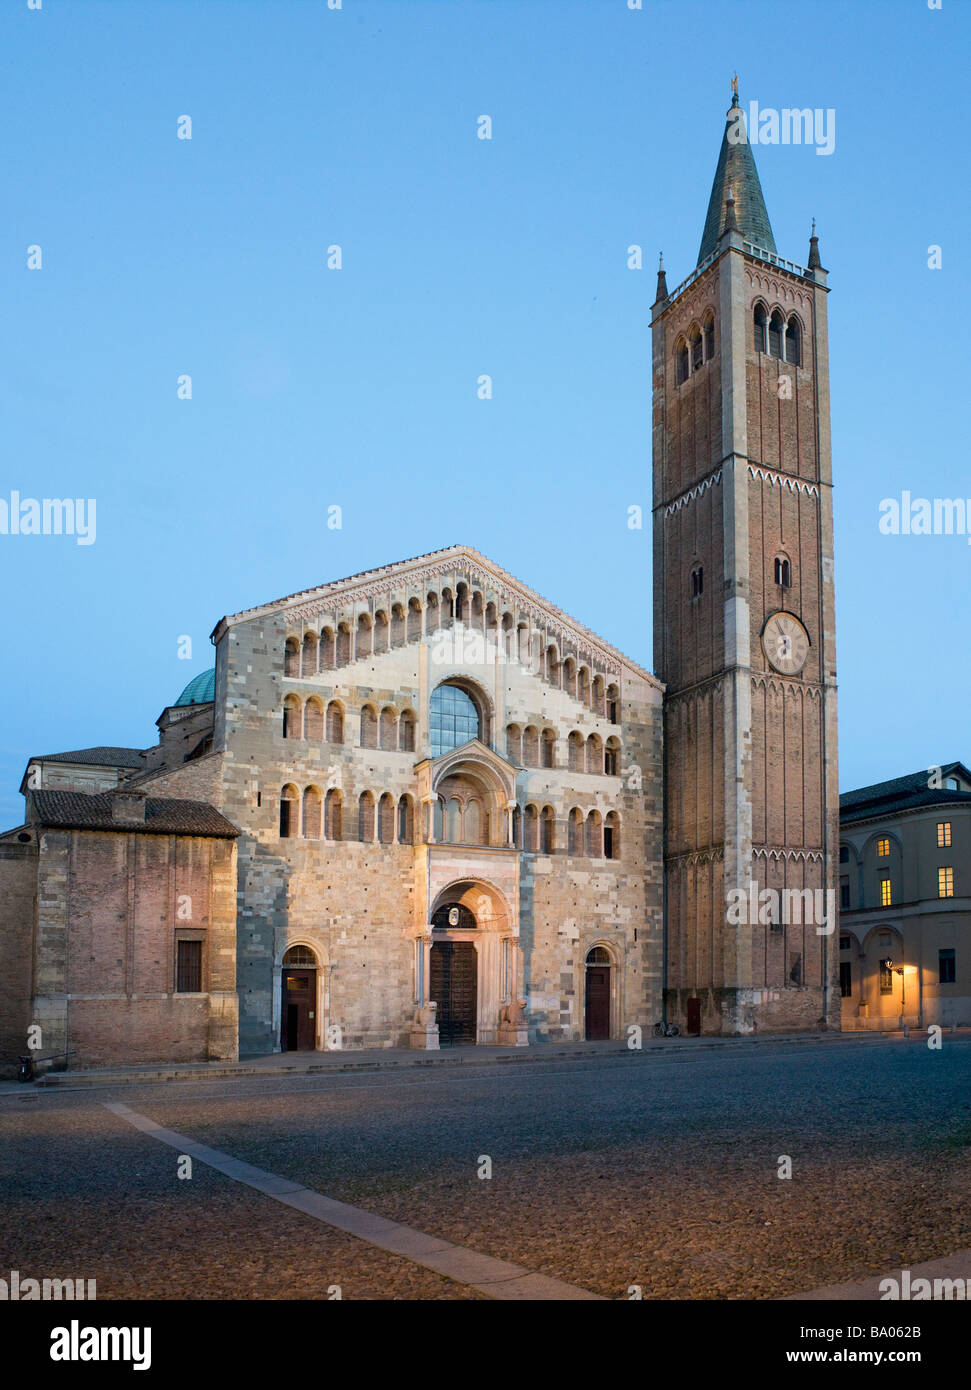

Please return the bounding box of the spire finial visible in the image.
[730,72,739,107]
[654,251,669,305]
[808,218,822,270]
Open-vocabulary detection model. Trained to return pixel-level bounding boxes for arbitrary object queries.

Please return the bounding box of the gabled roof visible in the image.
[26,746,146,769]
[698,91,777,264]
[211,544,661,688]
[840,762,971,824]
[26,791,238,838]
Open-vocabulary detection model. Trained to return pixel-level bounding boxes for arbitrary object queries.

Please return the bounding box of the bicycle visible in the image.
[652,1021,681,1038]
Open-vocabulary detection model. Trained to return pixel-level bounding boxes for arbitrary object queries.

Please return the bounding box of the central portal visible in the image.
[429,941,478,1045]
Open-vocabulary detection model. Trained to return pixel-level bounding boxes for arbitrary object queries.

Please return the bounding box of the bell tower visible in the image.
[652,86,839,1035]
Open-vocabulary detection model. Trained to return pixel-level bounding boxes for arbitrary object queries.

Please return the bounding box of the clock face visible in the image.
[761,611,810,675]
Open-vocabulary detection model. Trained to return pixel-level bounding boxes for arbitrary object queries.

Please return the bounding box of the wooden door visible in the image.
[686,996,701,1036]
[281,969,316,1051]
[585,965,610,1040]
[430,941,478,1044]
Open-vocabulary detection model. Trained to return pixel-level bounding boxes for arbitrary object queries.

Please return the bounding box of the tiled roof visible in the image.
[29,746,147,768]
[840,763,971,823]
[29,791,238,838]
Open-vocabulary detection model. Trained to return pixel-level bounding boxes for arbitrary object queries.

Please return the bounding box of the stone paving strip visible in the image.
[103,1101,603,1302]
[789,1249,971,1301]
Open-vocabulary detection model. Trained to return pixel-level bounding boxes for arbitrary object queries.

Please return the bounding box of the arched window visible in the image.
[562,658,576,697]
[379,706,397,750]
[578,667,591,707]
[690,324,703,372]
[545,645,559,684]
[587,945,610,964]
[691,565,704,598]
[407,598,422,642]
[501,612,514,657]
[302,786,322,839]
[703,313,715,361]
[397,795,415,845]
[455,584,469,622]
[568,731,584,772]
[446,799,461,844]
[541,805,555,854]
[523,726,539,767]
[378,793,395,844]
[324,789,342,841]
[430,682,481,757]
[302,632,318,676]
[774,556,791,588]
[506,724,522,765]
[360,705,378,749]
[471,591,483,624]
[541,728,556,769]
[586,810,603,858]
[399,709,416,753]
[374,611,389,653]
[303,697,323,742]
[676,338,689,385]
[283,945,316,967]
[592,675,605,716]
[754,304,768,353]
[768,310,784,360]
[425,594,439,635]
[282,695,301,740]
[440,589,454,627]
[785,316,801,367]
[605,737,620,777]
[320,628,335,669]
[524,804,539,853]
[326,700,344,744]
[336,624,351,667]
[284,638,299,677]
[279,784,298,838]
[485,603,498,639]
[358,791,375,842]
[511,805,522,850]
[605,811,620,860]
[568,808,584,856]
[585,733,602,774]
[607,684,619,724]
[391,604,405,646]
[356,614,372,660]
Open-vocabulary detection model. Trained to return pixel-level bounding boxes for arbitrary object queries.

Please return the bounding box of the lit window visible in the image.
[938,866,954,898]
[938,822,952,848]
[876,838,890,857]
[939,949,956,984]
[430,683,480,757]
[880,877,892,906]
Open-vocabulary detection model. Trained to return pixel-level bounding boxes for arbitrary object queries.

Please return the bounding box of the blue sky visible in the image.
[1,0,968,827]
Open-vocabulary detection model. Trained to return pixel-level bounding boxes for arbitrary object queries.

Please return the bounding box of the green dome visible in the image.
[174,668,215,707]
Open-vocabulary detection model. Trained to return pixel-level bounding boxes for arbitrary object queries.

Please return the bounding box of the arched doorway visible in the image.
[430,904,478,1044]
[585,946,611,1040]
[281,945,317,1051]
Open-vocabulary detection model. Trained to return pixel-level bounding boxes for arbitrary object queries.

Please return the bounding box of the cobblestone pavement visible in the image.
[2,1038,968,1300]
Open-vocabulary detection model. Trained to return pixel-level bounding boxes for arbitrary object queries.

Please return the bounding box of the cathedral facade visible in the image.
[0,90,840,1068]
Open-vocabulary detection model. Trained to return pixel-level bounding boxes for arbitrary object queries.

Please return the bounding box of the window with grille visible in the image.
[879,958,894,994]
[938,866,954,898]
[938,822,951,848]
[939,949,956,984]
[176,940,202,993]
[430,683,480,757]
[877,838,890,857]
[880,877,892,907]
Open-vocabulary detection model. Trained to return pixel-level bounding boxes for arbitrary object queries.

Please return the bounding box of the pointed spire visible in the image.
[697,81,777,265]
[807,217,823,270]
[653,252,668,305]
